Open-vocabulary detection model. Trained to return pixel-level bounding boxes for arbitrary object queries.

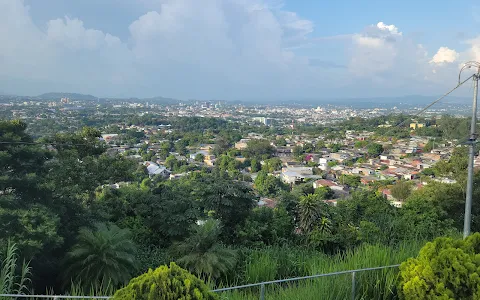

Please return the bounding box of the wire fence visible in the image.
[0,264,400,300]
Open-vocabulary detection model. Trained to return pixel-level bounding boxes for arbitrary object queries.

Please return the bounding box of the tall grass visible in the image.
[218,240,424,300]
[0,241,31,299]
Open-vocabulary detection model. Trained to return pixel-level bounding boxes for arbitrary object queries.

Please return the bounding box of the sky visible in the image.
[1,0,479,100]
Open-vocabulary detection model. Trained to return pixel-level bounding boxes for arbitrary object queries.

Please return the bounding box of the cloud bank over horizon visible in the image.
[1,0,479,100]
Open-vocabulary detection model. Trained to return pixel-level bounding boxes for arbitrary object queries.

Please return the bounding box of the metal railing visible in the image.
[0,296,109,299]
[0,264,400,300]
[211,264,401,300]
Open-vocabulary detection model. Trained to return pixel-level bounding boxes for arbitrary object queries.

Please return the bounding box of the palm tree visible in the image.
[174,219,237,280]
[63,223,137,290]
[318,216,332,234]
[298,194,325,234]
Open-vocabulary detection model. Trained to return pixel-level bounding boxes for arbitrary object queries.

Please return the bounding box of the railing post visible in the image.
[260,283,265,300]
[351,271,356,300]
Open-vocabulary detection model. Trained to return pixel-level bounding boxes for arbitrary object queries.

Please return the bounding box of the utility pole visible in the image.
[462,62,480,238]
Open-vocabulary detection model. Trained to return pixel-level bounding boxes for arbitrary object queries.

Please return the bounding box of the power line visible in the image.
[390,73,475,130]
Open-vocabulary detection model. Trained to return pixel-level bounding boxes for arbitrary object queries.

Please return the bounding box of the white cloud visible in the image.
[349,22,404,77]
[430,47,459,65]
[376,22,402,36]
[464,36,480,62]
[0,1,476,98]
[0,0,324,98]
[353,35,385,48]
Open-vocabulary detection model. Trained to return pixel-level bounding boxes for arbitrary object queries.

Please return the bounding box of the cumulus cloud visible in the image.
[0,0,323,98]
[1,0,479,99]
[464,36,480,62]
[430,47,459,65]
[376,22,402,36]
[349,22,405,77]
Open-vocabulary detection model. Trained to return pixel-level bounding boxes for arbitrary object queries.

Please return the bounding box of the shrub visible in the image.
[398,233,480,299]
[112,262,218,300]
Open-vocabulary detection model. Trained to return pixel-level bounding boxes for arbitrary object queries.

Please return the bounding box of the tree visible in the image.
[250,158,261,172]
[112,262,217,300]
[354,141,368,148]
[244,139,275,159]
[63,223,137,289]
[303,143,314,153]
[45,126,106,158]
[338,174,361,188]
[174,140,188,156]
[334,191,397,245]
[262,157,283,173]
[423,140,434,153]
[390,180,413,201]
[158,141,172,159]
[327,161,338,167]
[0,120,62,257]
[398,233,480,299]
[314,186,334,200]
[433,147,468,190]
[393,197,455,241]
[194,153,205,162]
[315,141,326,150]
[237,206,295,247]
[292,145,303,158]
[193,174,256,241]
[254,171,288,197]
[367,143,384,157]
[298,194,329,234]
[213,137,230,157]
[318,216,332,234]
[173,220,237,279]
[292,183,315,197]
[330,144,341,153]
[165,155,178,170]
[407,181,464,229]
[95,184,200,245]
[276,137,287,147]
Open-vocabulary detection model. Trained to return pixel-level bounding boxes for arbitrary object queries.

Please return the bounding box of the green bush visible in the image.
[398,233,480,299]
[112,262,218,300]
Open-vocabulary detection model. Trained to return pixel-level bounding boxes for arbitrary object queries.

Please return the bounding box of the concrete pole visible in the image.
[464,69,479,238]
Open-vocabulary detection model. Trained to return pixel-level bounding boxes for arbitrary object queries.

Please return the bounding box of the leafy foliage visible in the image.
[243,139,275,159]
[173,220,237,280]
[254,171,288,197]
[63,223,137,290]
[390,180,413,201]
[399,233,480,299]
[112,262,217,300]
[0,241,31,296]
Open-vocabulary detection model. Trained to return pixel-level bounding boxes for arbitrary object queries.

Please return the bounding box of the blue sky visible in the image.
[1,0,479,100]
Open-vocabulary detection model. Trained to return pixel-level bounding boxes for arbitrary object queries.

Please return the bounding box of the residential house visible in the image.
[189,150,210,160]
[330,152,351,162]
[318,156,335,171]
[276,147,292,157]
[313,179,337,189]
[281,166,315,184]
[204,155,216,166]
[235,139,250,150]
[144,161,171,178]
[258,198,277,208]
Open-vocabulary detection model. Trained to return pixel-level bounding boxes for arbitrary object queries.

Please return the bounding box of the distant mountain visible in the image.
[37,92,97,101]
[141,96,182,104]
